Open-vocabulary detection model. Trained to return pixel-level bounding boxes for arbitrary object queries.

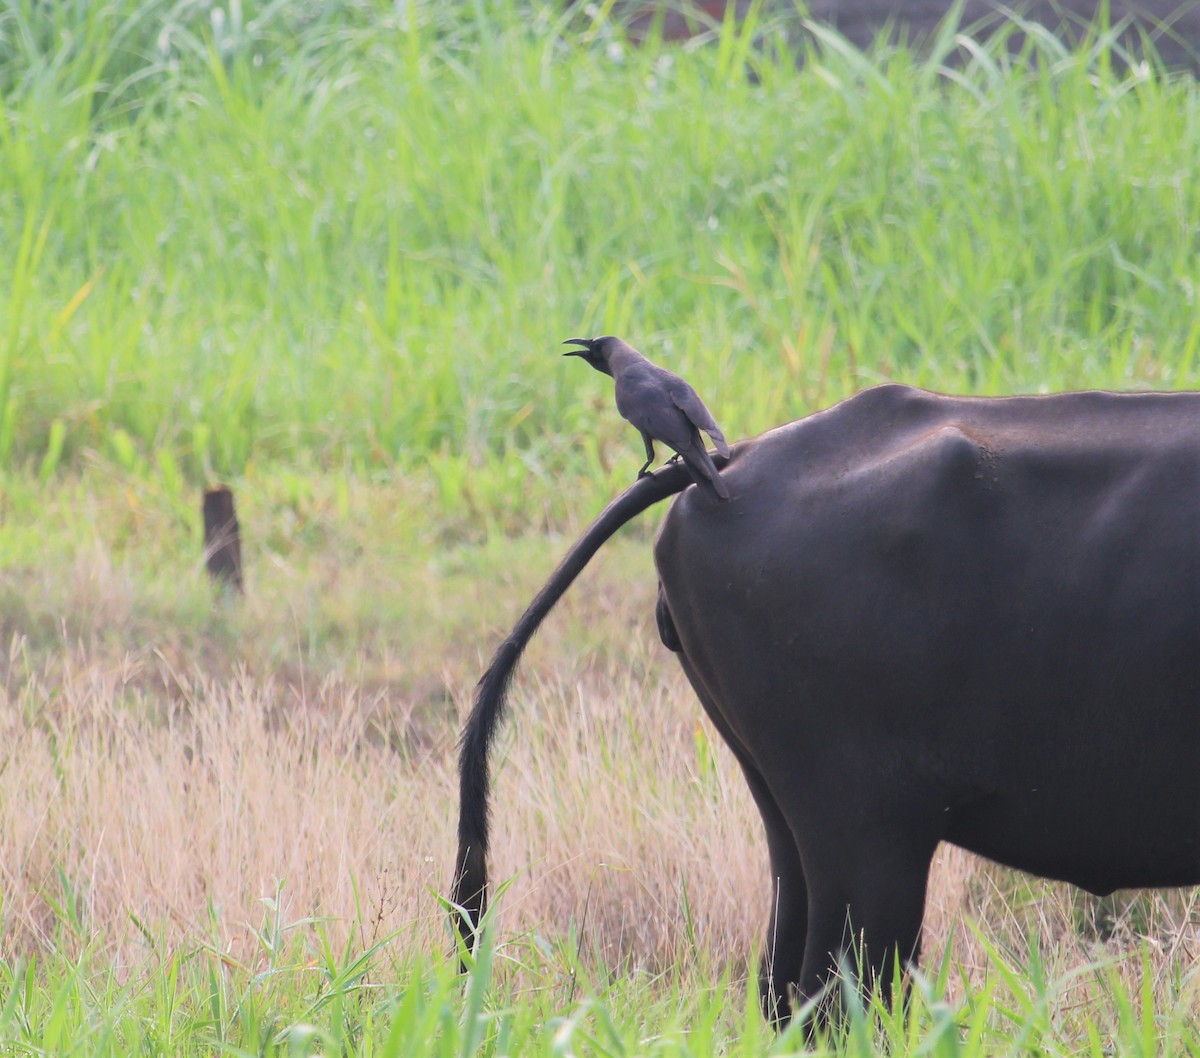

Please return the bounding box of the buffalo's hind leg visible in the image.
[744,768,809,1024]
[794,819,939,1028]
[661,623,808,1023]
[710,732,809,1024]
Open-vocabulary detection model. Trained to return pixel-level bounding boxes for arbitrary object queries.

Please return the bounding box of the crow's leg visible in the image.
[637,431,656,478]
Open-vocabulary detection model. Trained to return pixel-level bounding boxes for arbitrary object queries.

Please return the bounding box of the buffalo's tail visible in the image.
[450,462,703,958]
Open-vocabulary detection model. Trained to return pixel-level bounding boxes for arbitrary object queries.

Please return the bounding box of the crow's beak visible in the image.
[562,338,591,357]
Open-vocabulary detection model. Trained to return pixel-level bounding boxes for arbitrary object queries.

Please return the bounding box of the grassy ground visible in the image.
[5,0,1200,1053]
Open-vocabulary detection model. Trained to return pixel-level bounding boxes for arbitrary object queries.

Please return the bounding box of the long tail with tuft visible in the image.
[449,459,718,959]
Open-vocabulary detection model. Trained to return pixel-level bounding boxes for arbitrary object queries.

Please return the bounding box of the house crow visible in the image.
[563,335,731,502]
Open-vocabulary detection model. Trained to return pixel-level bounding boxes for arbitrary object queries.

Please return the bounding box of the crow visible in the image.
[563,335,731,502]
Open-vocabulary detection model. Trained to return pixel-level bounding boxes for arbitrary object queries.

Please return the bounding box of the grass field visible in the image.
[5,0,1200,1053]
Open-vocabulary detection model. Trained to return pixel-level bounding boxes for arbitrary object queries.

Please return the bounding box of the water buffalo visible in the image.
[452,383,1200,1024]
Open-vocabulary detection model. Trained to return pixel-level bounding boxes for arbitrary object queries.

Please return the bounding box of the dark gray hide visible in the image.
[453,383,1200,1025]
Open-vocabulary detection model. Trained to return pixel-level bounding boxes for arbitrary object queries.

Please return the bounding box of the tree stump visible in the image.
[203,485,244,594]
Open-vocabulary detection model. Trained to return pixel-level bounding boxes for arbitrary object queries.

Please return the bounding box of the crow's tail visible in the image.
[680,445,730,502]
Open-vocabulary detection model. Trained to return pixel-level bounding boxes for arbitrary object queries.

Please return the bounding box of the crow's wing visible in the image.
[613,367,695,453]
[667,376,730,457]
[625,396,701,458]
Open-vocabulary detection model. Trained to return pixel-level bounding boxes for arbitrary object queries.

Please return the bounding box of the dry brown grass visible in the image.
[3,481,1200,1019]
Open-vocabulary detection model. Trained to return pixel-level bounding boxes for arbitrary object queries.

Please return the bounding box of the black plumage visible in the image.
[563,335,731,502]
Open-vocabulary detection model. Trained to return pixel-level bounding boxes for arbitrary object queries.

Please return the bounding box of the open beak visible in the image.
[562,337,591,357]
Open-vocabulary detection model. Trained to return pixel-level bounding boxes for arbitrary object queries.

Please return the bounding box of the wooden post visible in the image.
[203,485,244,593]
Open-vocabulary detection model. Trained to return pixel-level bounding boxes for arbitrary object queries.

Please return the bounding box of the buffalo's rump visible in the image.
[656,384,1200,894]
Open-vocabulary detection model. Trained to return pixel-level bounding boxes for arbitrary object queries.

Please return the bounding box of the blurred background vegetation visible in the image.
[3,0,1200,540]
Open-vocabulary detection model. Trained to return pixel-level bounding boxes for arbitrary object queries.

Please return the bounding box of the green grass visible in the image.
[4,0,1200,526]
[6,0,1200,1053]
[2,907,1199,1056]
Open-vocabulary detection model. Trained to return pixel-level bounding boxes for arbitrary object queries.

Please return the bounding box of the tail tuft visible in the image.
[450,842,488,967]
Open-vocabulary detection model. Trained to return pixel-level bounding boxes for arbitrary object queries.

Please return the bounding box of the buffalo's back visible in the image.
[656,384,1200,893]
